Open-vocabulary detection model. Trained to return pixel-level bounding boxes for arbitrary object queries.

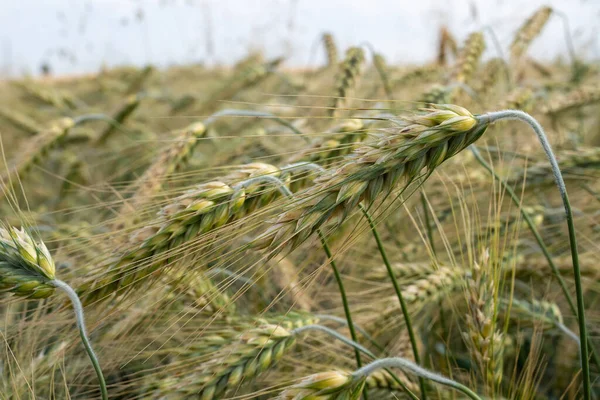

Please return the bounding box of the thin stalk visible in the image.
[420,191,436,257]
[318,231,367,400]
[420,190,450,357]
[51,279,108,400]
[315,314,387,354]
[480,110,591,399]
[353,357,482,400]
[359,203,427,400]
[470,145,600,372]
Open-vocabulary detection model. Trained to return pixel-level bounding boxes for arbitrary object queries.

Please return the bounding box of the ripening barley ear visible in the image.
[95,93,141,145]
[452,32,486,85]
[1,117,74,187]
[277,370,366,400]
[0,225,56,298]
[0,224,108,400]
[463,249,505,392]
[190,324,297,399]
[0,106,43,135]
[80,161,336,305]
[510,6,552,62]
[12,80,82,110]
[330,47,365,117]
[254,104,489,255]
[322,32,339,68]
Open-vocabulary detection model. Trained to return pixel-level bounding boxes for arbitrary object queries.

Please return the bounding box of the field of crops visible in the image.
[1,6,600,399]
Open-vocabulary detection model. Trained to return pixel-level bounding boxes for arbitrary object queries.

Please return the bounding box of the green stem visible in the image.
[359,203,427,400]
[51,279,108,400]
[481,110,591,399]
[420,191,436,257]
[318,231,368,400]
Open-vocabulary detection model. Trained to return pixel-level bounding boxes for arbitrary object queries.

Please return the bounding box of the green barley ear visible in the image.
[194,324,297,399]
[0,224,108,399]
[372,52,393,100]
[95,94,141,145]
[255,104,489,254]
[277,370,365,400]
[0,225,56,298]
[115,120,208,221]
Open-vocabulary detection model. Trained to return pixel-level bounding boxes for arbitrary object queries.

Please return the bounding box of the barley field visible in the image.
[1,5,600,400]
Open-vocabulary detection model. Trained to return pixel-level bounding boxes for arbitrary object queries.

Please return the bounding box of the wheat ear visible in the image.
[0,225,107,399]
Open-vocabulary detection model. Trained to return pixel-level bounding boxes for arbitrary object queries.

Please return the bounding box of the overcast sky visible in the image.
[1,0,599,76]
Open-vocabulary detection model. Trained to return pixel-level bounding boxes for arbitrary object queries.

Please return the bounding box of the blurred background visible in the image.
[1,0,599,77]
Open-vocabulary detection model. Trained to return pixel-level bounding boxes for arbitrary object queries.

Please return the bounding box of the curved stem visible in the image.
[291,324,419,400]
[481,110,591,399]
[353,357,482,400]
[359,204,427,399]
[51,279,108,400]
[292,324,375,358]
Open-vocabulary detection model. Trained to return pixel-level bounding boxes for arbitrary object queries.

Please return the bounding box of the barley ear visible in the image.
[0,225,108,400]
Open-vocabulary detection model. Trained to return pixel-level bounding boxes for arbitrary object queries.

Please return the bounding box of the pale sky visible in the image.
[0,0,599,76]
